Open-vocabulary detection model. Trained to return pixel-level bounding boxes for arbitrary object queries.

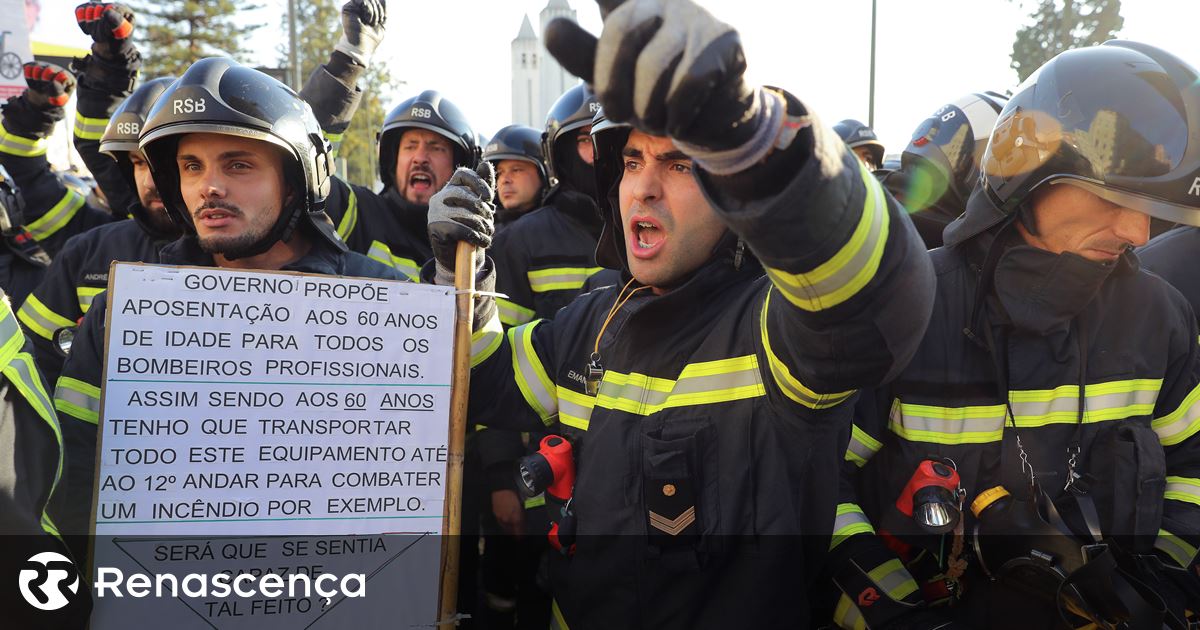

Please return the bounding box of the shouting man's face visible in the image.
[394,129,455,205]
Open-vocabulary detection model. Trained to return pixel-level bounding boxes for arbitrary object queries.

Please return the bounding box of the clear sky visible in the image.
[27,0,1200,158]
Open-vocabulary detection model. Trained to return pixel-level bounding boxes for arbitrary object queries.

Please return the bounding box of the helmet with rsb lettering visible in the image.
[377,90,478,189]
[139,57,343,258]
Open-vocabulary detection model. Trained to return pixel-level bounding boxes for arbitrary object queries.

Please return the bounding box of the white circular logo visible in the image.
[17,551,79,611]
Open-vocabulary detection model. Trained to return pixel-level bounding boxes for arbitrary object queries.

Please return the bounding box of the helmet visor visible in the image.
[1052,177,1200,227]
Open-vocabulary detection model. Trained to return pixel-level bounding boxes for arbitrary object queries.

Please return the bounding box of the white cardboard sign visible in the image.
[89,262,457,628]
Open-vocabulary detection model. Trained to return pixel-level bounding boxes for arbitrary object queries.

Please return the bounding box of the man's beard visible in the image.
[194,200,272,258]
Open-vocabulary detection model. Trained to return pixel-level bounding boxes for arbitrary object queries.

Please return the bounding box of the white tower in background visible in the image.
[537,0,578,124]
[511,15,540,128]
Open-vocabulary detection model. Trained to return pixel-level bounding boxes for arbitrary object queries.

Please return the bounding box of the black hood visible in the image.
[382,186,431,244]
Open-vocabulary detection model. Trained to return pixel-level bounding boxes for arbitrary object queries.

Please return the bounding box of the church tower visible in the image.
[537,0,578,124]
[511,14,540,128]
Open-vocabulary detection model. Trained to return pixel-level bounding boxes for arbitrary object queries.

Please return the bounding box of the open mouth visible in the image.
[628,215,666,259]
[409,172,434,193]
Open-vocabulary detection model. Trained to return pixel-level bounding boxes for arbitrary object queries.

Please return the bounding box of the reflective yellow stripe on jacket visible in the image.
[471,311,503,368]
[890,379,1163,445]
[337,187,358,241]
[77,286,105,314]
[508,321,557,424]
[0,126,48,157]
[0,301,63,532]
[26,189,85,242]
[1154,379,1200,446]
[54,376,101,425]
[17,293,76,340]
[765,162,889,312]
[73,114,109,141]
[760,292,855,410]
[366,240,419,280]
[845,424,882,467]
[595,355,764,416]
[830,502,874,550]
[1165,476,1200,507]
[496,297,536,327]
[526,266,603,293]
[1155,528,1198,568]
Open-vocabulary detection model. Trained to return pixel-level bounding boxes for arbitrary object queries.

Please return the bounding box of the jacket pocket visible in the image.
[1085,421,1166,547]
[639,416,719,552]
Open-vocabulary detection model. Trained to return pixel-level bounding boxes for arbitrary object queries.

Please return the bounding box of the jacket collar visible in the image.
[159,235,346,275]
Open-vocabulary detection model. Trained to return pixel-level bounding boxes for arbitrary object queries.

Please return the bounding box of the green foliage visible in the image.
[1010,0,1124,82]
[132,1,265,79]
[286,0,395,188]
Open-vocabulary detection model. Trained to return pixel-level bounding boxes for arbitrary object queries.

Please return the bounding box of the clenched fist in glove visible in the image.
[75,2,136,60]
[74,2,141,93]
[544,0,788,174]
[428,162,496,284]
[23,62,76,109]
[335,0,387,67]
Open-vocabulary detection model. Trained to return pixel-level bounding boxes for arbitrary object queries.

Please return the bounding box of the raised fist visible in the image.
[335,0,387,66]
[544,0,784,174]
[23,62,76,109]
[75,2,136,59]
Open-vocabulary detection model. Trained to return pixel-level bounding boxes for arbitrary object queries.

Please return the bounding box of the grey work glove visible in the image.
[544,0,786,174]
[428,162,495,285]
[335,0,387,67]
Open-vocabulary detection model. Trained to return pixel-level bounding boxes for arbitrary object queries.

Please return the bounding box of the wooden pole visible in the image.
[438,241,476,626]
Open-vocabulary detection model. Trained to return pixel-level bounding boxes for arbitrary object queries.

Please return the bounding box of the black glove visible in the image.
[72,2,141,94]
[428,161,495,280]
[335,0,386,67]
[75,2,136,60]
[22,62,76,110]
[544,0,786,174]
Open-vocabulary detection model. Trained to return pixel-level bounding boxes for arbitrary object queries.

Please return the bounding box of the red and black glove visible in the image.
[72,2,141,95]
[75,2,136,60]
[23,62,76,109]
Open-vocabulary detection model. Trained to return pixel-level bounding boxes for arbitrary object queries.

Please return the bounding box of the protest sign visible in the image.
[88,262,457,628]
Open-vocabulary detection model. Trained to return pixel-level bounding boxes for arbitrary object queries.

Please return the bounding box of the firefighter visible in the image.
[0,62,116,257]
[0,165,51,306]
[490,85,605,329]
[422,0,935,627]
[51,58,406,552]
[833,119,885,171]
[828,41,1200,629]
[335,89,480,279]
[0,289,91,628]
[18,0,383,389]
[484,124,548,227]
[881,91,1008,249]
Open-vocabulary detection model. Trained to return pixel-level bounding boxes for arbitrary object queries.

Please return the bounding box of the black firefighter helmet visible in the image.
[483,124,547,183]
[588,106,630,270]
[833,119,885,168]
[377,90,478,189]
[139,57,343,259]
[946,40,1200,246]
[100,76,178,237]
[543,83,599,194]
[899,91,1009,214]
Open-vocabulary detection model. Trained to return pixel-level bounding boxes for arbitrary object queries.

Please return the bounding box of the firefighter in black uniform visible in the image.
[879,91,1008,249]
[17,77,177,389]
[422,0,936,627]
[19,0,385,388]
[485,124,548,228]
[52,58,406,553]
[0,62,116,257]
[0,289,91,628]
[0,165,51,306]
[491,85,605,329]
[334,89,480,279]
[828,42,1200,629]
[834,119,885,171]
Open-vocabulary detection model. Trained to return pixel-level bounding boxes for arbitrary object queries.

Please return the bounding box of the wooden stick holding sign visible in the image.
[438,240,476,625]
